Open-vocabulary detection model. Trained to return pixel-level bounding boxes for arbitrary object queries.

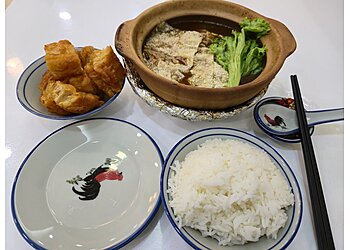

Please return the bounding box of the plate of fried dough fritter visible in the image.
[16,40,126,120]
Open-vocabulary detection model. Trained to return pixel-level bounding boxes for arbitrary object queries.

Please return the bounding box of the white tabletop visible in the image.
[5,0,344,249]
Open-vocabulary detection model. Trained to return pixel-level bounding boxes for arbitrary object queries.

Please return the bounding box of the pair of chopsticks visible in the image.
[291,75,335,250]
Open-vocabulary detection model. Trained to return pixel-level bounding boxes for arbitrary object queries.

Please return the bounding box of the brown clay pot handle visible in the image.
[115,20,135,61]
[267,18,297,58]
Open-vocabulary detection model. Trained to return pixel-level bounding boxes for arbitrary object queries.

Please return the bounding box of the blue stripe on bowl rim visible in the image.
[16,53,125,121]
[11,117,164,250]
[160,127,303,250]
[258,126,315,144]
[254,115,315,144]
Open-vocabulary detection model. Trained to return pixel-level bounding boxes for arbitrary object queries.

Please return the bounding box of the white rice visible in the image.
[167,138,294,246]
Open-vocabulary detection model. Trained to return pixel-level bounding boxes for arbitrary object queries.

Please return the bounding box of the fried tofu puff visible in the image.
[41,80,104,114]
[39,41,125,115]
[44,40,83,79]
[67,73,100,95]
[84,46,125,98]
[78,46,95,66]
[40,80,73,115]
[40,70,99,96]
[39,71,54,92]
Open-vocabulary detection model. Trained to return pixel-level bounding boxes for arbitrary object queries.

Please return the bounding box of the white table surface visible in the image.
[5,0,344,249]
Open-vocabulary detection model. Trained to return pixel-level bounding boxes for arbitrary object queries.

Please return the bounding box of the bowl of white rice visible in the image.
[161,127,302,250]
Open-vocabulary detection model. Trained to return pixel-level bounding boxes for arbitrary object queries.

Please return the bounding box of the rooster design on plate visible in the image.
[66,158,124,201]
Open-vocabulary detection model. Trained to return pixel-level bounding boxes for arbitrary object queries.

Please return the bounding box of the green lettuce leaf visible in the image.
[210,17,270,87]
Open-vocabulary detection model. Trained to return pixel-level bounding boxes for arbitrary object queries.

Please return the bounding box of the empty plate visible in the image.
[11,118,163,249]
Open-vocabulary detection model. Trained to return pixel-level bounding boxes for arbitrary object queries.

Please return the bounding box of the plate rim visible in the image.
[160,127,303,250]
[11,117,164,250]
[16,55,125,121]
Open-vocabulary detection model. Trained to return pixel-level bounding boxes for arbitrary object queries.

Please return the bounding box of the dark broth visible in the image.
[167,15,239,36]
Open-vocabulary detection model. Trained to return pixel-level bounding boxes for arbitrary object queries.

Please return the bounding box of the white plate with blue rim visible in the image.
[11,118,163,249]
[16,52,125,120]
[161,127,302,250]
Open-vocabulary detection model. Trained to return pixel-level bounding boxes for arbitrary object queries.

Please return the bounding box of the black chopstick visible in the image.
[291,75,335,250]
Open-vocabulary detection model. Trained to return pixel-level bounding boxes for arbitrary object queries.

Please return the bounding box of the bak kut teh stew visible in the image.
[142,16,270,89]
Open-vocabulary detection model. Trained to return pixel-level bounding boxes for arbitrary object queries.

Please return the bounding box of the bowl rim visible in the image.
[16,53,125,120]
[160,127,303,250]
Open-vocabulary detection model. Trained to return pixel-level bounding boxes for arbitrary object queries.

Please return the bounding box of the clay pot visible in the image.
[115,0,296,110]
